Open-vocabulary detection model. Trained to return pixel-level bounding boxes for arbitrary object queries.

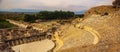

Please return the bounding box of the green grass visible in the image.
[0,20,16,29]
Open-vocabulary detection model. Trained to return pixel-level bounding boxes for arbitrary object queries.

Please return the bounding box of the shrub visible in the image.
[0,20,15,29]
[112,0,120,7]
[36,10,75,20]
[24,14,37,23]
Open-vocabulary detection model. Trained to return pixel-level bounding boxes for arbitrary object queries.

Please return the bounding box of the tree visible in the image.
[112,0,120,7]
[23,10,75,23]
[36,11,75,20]
[24,14,36,23]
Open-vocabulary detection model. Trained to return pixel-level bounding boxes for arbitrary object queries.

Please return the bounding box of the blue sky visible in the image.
[0,0,113,11]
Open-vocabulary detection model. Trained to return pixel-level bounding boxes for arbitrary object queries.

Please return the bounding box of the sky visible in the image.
[0,0,113,12]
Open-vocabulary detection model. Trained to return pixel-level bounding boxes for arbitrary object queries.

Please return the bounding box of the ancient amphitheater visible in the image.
[0,6,120,52]
[57,6,120,52]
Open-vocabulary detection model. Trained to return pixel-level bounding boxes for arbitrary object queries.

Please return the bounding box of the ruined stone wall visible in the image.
[0,27,55,52]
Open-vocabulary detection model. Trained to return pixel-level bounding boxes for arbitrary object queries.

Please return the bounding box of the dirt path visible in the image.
[6,19,28,28]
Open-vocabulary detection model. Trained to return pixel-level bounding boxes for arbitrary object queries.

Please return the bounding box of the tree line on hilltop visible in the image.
[24,10,75,22]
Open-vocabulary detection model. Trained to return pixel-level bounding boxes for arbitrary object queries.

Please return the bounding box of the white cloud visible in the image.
[0,0,113,11]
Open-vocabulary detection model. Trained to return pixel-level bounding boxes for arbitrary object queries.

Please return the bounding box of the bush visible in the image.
[23,10,75,22]
[112,0,120,7]
[75,14,84,18]
[0,20,15,29]
[24,14,37,23]
[36,10,75,20]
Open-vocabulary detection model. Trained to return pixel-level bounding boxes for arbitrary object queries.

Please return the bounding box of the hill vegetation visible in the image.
[24,11,75,22]
[0,12,25,20]
[0,11,84,23]
[0,19,16,29]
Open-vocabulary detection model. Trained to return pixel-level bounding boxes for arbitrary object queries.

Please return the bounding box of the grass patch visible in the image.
[0,20,16,29]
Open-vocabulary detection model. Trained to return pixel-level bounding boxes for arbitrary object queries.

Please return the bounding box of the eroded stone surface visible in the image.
[12,39,54,52]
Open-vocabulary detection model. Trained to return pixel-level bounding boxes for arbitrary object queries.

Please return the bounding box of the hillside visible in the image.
[84,5,120,17]
[56,6,120,52]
